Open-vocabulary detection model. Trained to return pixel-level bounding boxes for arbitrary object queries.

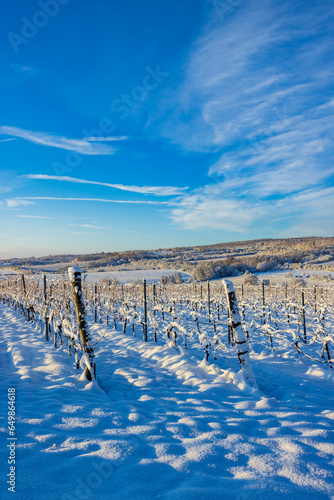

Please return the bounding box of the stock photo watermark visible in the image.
[52,65,169,176]
[210,0,243,21]
[248,106,289,154]
[7,0,71,54]
[7,388,16,493]
[110,65,169,120]
[220,106,289,185]
[61,461,113,500]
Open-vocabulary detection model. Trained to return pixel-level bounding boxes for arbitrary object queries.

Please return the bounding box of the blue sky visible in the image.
[0,0,333,258]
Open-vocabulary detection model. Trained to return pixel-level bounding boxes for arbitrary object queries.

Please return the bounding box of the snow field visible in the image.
[1,297,334,500]
[1,275,334,499]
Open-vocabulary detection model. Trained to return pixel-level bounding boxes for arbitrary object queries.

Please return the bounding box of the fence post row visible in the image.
[1,272,333,382]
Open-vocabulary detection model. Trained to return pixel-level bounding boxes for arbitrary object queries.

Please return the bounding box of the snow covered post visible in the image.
[20,273,29,319]
[207,281,211,323]
[314,286,317,314]
[227,306,232,345]
[68,267,95,381]
[20,273,27,316]
[261,281,266,324]
[94,284,98,323]
[21,273,26,293]
[301,290,307,343]
[143,279,148,342]
[222,279,257,387]
[43,275,49,341]
[153,282,156,304]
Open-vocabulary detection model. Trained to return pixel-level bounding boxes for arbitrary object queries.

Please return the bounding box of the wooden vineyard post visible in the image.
[153,282,157,342]
[153,282,156,314]
[43,275,49,341]
[50,283,55,345]
[21,273,26,293]
[314,286,317,314]
[94,284,98,323]
[143,279,148,342]
[14,277,18,312]
[262,281,265,324]
[301,290,307,344]
[68,267,95,381]
[207,281,211,323]
[227,306,232,345]
[223,279,257,387]
[20,274,28,319]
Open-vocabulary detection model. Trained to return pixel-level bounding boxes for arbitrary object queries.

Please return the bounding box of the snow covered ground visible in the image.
[230,268,334,285]
[83,269,190,284]
[0,270,17,276]
[1,303,334,499]
[14,269,190,285]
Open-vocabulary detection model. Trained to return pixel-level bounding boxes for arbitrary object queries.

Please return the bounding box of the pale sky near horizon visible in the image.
[0,0,333,258]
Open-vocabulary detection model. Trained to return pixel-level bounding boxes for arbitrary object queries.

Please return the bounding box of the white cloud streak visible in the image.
[171,195,262,232]
[23,174,187,196]
[14,215,53,219]
[8,197,172,205]
[83,136,129,142]
[5,199,35,208]
[0,126,115,155]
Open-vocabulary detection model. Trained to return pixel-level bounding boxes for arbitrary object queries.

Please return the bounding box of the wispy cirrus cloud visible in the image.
[22,174,187,196]
[0,126,115,155]
[7,196,172,205]
[279,187,334,237]
[0,61,37,87]
[154,1,334,153]
[154,0,334,235]
[171,192,262,233]
[83,136,129,142]
[171,183,334,236]
[5,199,35,208]
[14,215,53,219]
[0,138,16,143]
[170,102,334,232]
